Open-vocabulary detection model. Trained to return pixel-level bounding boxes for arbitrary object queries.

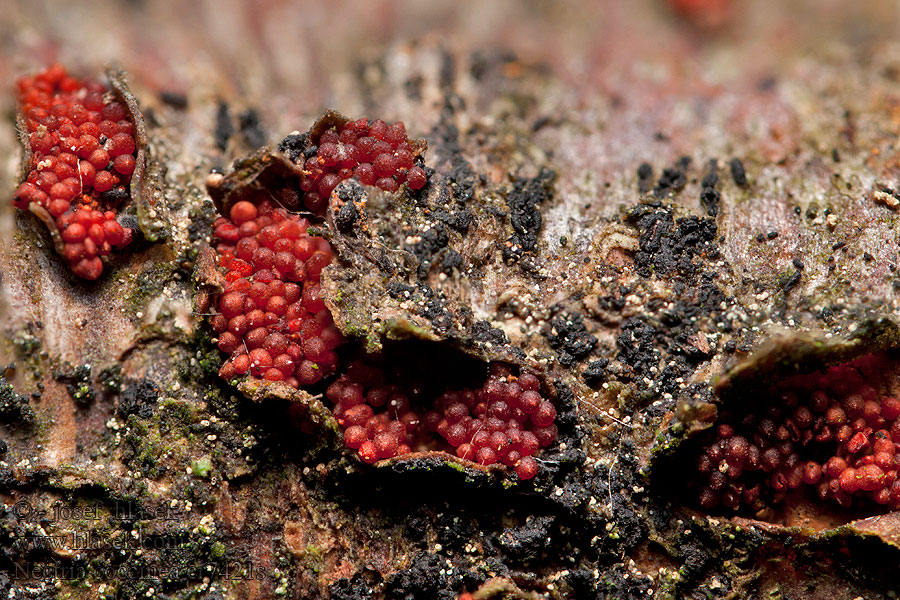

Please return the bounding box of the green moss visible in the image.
[11,329,41,358]
[299,545,326,574]
[160,397,197,426]
[192,455,212,478]
[209,541,226,559]
[53,361,94,405]
[445,460,467,473]
[187,328,224,381]
[123,420,165,476]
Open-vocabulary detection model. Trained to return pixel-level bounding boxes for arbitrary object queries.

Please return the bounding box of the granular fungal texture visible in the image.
[699,159,720,217]
[626,203,718,279]
[546,310,598,367]
[503,167,555,262]
[210,197,345,386]
[326,361,554,479]
[13,64,137,280]
[207,139,559,479]
[280,113,428,215]
[693,353,900,514]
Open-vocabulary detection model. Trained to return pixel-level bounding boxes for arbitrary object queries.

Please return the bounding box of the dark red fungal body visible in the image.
[694,354,900,513]
[325,362,554,478]
[297,117,427,213]
[211,198,344,386]
[14,64,136,280]
[211,200,556,477]
[210,115,554,479]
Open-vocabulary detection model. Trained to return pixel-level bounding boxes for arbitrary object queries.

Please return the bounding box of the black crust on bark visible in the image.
[503,167,555,262]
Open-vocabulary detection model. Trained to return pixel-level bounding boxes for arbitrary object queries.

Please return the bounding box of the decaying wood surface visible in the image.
[2,1,900,599]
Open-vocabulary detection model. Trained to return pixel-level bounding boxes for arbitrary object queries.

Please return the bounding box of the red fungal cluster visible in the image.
[211,198,344,386]
[326,362,556,479]
[298,118,427,214]
[695,354,900,513]
[209,117,557,478]
[13,64,135,280]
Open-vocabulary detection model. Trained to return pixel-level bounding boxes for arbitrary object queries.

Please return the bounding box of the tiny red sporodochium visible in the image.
[13,64,138,280]
[694,353,900,513]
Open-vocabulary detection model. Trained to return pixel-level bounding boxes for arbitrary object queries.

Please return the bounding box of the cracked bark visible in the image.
[2,1,900,599]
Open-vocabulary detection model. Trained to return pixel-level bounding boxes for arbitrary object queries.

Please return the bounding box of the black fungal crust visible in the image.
[783,270,802,293]
[729,158,747,186]
[328,572,380,600]
[470,320,510,346]
[335,200,359,232]
[617,318,661,378]
[383,553,460,600]
[0,375,35,423]
[158,90,188,108]
[431,99,477,205]
[700,159,720,217]
[608,200,729,409]
[545,310,598,367]
[406,222,451,278]
[652,156,691,198]
[496,515,555,559]
[625,202,718,279]
[503,167,556,262]
[238,108,266,147]
[52,362,94,406]
[116,378,159,419]
[331,179,369,234]
[565,564,653,600]
[583,358,610,385]
[400,178,472,278]
[637,162,654,193]
[214,101,234,151]
[276,132,310,163]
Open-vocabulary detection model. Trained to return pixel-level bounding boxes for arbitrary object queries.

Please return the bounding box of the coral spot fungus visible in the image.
[13,64,138,280]
[211,197,344,386]
[325,361,553,479]
[693,353,900,514]
[279,112,428,214]
[208,113,557,479]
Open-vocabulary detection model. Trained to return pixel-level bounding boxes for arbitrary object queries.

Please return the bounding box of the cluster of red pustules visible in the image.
[298,118,427,214]
[211,198,344,386]
[13,64,135,280]
[209,177,557,479]
[696,355,900,512]
[326,362,557,479]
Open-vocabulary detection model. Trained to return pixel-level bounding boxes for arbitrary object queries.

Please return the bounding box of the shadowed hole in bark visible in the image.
[658,347,900,528]
[286,338,567,480]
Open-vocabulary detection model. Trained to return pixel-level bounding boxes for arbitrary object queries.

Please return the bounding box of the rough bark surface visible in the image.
[2,1,900,599]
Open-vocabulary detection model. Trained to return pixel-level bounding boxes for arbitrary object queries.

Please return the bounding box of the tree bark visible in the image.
[2,1,900,599]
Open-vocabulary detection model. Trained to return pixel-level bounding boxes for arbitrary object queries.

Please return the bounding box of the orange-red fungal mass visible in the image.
[14,64,137,280]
